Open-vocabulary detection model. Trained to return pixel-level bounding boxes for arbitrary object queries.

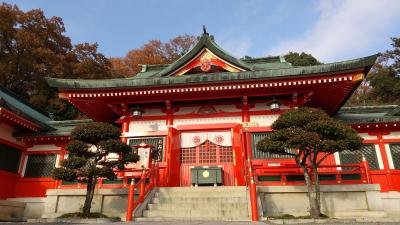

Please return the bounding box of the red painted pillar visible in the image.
[377,135,393,190]
[164,101,175,187]
[242,96,258,221]
[126,179,135,222]
[248,159,259,221]
[165,101,174,126]
[242,96,250,123]
[55,152,66,188]
[139,169,146,202]
[119,116,130,179]
[361,155,371,184]
[121,116,130,144]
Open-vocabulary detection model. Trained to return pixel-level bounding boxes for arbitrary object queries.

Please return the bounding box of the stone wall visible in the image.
[257,184,386,218]
[381,191,400,217]
[39,185,400,220]
[0,200,26,221]
[7,197,46,219]
[42,188,139,219]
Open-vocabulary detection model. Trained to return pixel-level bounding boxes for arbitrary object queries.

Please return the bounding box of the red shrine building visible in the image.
[1,32,400,220]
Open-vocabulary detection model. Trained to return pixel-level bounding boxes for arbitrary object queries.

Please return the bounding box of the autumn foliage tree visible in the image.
[0,3,119,120]
[257,107,362,218]
[111,34,196,76]
[346,37,400,106]
[52,122,139,217]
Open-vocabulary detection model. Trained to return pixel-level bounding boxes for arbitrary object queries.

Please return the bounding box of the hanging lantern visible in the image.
[131,106,143,119]
[269,101,281,112]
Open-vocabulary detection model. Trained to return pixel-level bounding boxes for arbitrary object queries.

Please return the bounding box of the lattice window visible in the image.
[180,147,196,164]
[389,144,400,169]
[0,143,22,173]
[339,144,379,170]
[24,154,56,178]
[199,141,217,163]
[129,137,164,161]
[180,141,233,164]
[219,145,233,163]
[252,132,294,159]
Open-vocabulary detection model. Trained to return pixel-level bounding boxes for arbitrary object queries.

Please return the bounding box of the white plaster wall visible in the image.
[0,124,24,146]
[375,144,384,170]
[174,106,199,115]
[129,120,167,132]
[359,133,377,140]
[385,144,395,169]
[26,144,61,151]
[174,104,240,115]
[334,152,341,170]
[214,104,241,112]
[250,115,280,127]
[143,108,164,116]
[174,116,242,126]
[383,132,400,139]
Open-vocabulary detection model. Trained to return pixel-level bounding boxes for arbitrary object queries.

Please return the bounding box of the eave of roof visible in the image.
[15,119,93,137]
[46,54,379,90]
[335,105,400,124]
[0,87,53,130]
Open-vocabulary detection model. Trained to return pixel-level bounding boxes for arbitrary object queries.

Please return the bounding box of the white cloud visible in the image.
[269,0,400,62]
[215,28,252,58]
[218,37,252,58]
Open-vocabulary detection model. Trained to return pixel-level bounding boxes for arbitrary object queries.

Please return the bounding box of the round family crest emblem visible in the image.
[200,58,212,72]
[192,136,202,145]
[213,135,224,145]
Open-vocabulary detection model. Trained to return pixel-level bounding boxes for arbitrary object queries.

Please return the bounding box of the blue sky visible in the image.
[4,0,400,63]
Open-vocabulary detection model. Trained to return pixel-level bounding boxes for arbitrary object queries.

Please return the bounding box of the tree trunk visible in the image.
[82,177,96,217]
[302,166,320,218]
[311,164,321,217]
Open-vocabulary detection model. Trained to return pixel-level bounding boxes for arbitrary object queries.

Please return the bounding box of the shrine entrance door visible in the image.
[179,131,235,186]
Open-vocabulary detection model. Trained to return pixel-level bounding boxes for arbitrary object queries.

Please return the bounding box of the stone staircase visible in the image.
[136,186,250,221]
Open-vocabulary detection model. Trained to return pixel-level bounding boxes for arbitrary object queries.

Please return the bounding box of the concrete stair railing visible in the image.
[136,186,250,221]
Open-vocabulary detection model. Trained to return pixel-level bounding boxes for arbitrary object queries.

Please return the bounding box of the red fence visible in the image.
[253,161,371,186]
[124,166,159,222]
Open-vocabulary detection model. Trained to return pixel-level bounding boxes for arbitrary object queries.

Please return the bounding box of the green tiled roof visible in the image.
[16,119,93,137]
[46,54,379,90]
[0,87,53,130]
[335,105,400,124]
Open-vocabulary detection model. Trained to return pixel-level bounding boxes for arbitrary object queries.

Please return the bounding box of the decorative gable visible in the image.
[156,32,253,77]
[172,48,245,76]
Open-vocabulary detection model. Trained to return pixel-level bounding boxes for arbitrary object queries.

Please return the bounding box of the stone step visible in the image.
[147,202,248,211]
[139,187,250,221]
[143,209,249,218]
[151,196,247,204]
[157,186,247,193]
[155,191,246,198]
[135,216,251,222]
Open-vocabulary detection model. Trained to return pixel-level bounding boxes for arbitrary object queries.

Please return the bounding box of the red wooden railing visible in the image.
[246,157,371,222]
[125,164,158,222]
[253,160,371,185]
[54,164,159,222]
